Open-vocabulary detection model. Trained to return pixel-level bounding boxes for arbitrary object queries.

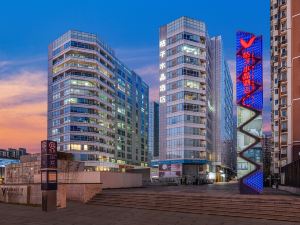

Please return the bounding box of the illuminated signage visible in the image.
[160,84,166,92]
[159,40,166,48]
[159,96,166,103]
[159,63,166,70]
[159,37,167,106]
[160,51,166,58]
[159,73,166,81]
[236,31,263,194]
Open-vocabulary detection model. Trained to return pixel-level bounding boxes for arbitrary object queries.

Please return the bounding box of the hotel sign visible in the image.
[0,185,29,204]
[236,31,263,194]
[41,140,58,191]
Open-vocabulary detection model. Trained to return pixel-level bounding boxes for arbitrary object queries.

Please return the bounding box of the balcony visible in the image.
[280,141,288,146]
[281,51,287,57]
[279,73,287,82]
[281,148,287,155]
[280,159,287,167]
[279,102,287,108]
[281,39,287,45]
[280,0,286,7]
[280,13,287,20]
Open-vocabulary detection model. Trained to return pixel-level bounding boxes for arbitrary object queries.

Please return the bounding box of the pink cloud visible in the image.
[149,86,159,101]
[0,70,47,153]
[134,64,159,102]
[135,64,157,76]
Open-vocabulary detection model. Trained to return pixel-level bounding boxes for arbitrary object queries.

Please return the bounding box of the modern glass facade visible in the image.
[115,60,149,166]
[48,30,149,171]
[149,101,159,161]
[157,17,233,179]
[211,36,234,181]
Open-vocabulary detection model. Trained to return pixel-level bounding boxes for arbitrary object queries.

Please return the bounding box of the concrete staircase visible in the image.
[88,191,300,222]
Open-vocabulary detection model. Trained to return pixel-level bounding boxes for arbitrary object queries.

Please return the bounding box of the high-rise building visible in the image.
[156,16,234,180]
[149,101,159,161]
[211,36,234,181]
[262,134,272,185]
[270,0,300,179]
[114,60,149,167]
[48,30,149,171]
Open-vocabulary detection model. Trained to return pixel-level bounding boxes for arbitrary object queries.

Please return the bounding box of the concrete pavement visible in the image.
[0,201,299,225]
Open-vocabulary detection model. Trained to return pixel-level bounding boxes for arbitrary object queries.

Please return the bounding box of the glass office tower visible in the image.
[149,101,159,161]
[158,17,214,178]
[156,17,234,180]
[115,59,149,167]
[48,30,149,171]
[211,36,234,182]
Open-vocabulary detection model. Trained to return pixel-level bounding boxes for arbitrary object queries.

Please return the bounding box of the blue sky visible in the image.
[0,0,271,151]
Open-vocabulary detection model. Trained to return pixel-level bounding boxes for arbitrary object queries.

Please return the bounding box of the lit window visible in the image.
[160,51,166,58]
[52,129,59,135]
[117,84,125,92]
[64,98,77,105]
[117,107,126,115]
[53,93,60,100]
[70,144,81,151]
[182,45,200,55]
[160,84,166,92]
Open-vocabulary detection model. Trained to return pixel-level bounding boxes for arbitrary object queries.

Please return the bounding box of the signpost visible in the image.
[41,140,58,211]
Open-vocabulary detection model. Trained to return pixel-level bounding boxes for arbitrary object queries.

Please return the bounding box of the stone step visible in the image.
[98,191,300,203]
[88,200,300,223]
[94,193,300,206]
[89,192,300,222]
[89,197,300,212]
[89,197,300,214]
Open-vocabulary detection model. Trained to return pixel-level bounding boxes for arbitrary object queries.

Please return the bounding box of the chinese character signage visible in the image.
[41,154,57,169]
[236,31,263,194]
[41,140,57,155]
[41,140,58,190]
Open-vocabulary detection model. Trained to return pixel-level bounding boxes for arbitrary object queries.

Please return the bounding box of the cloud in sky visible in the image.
[0,68,47,152]
[0,56,46,77]
[115,47,157,64]
[135,64,159,101]
[116,46,160,102]
[0,60,11,68]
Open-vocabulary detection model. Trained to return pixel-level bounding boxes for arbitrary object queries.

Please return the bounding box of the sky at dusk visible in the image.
[0,0,270,152]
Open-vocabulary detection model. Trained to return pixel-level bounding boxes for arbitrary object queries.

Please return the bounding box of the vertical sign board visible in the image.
[236,31,263,194]
[41,140,58,211]
[158,25,167,161]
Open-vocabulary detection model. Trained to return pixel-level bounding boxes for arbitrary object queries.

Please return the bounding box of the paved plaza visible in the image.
[1,183,300,225]
[0,201,299,225]
[107,182,299,199]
